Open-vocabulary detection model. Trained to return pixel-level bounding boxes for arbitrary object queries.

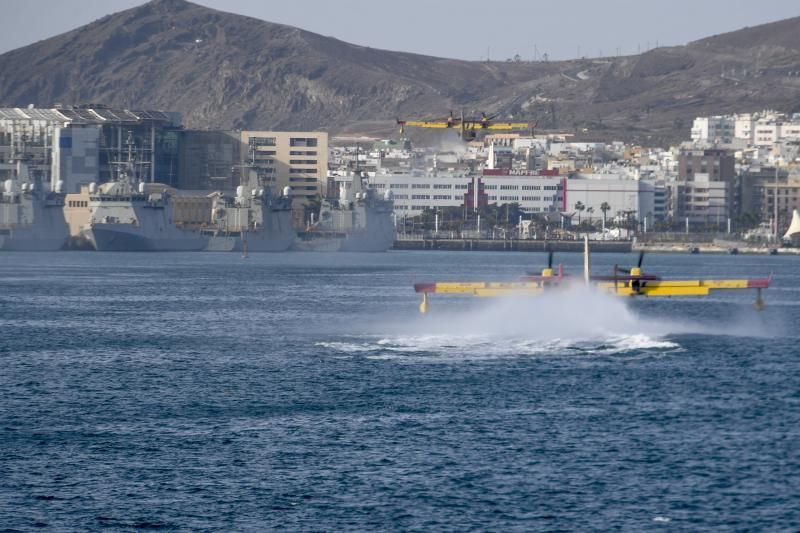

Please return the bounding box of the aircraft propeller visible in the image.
[617,251,645,275]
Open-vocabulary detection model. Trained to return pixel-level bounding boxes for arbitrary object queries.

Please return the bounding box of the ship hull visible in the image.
[206,232,295,252]
[292,205,395,252]
[0,194,69,251]
[204,209,295,252]
[292,228,394,252]
[83,224,208,251]
[0,232,67,251]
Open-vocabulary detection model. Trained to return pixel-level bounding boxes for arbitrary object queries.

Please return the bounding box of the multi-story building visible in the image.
[756,175,800,234]
[369,169,564,216]
[692,111,800,150]
[674,148,736,223]
[739,167,799,232]
[240,131,328,207]
[678,148,736,182]
[176,130,242,191]
[487,144,513,169]
[691,116,735,143]
[0,106,181,192]
[563,177,656,226]
[670,176,731,226]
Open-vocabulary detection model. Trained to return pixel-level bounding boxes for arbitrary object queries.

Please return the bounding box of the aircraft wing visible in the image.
[403,120,456,129]
[484,122,531,130]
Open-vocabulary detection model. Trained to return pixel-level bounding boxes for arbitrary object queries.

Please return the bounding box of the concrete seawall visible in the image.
[634,243,800,255]
[392,238,800,255]
[392,239,632,253]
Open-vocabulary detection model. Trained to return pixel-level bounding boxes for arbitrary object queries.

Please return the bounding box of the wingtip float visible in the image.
[414,237,772,313]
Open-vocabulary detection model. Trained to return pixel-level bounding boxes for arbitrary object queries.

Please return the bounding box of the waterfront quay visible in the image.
[393,236,631,252]
[393,235,800,254]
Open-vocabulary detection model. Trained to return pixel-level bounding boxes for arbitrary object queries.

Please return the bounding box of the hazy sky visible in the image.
[1,0,799,60]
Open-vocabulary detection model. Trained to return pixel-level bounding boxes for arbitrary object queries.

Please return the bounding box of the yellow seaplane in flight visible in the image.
[414,237,771,313]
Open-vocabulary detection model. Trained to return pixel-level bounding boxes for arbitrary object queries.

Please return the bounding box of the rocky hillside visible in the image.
[1,0,799,144]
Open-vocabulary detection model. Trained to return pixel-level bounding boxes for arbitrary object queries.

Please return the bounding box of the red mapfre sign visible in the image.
[482,169,560,176]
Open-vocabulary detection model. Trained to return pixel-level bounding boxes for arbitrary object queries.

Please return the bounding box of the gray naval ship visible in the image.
[293,171,394,252]
[0,161,69,251]
[203,184,295,253]
[84,162,295,252]
[82,169,208,251]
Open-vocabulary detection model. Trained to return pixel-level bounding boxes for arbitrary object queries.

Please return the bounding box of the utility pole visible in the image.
[774,165,779,241]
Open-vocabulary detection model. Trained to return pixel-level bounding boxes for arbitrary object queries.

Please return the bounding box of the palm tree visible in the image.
[600,202,611,231]
[586,206,594,226]
[574,201,585,225]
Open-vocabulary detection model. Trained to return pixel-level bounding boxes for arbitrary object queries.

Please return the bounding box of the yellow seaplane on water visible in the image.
[414,237,772,313]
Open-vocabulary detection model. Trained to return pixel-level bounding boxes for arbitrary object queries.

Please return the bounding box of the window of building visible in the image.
[390,184,408,189]
[412,183,430,189]
[290,138,319,147]
[433,195,451,200]
[412,194,430,200]
[290,160,317,165]
[433,184,452,189]
[290,150,317,156]
[290,168,316,174]
[249,137,276,146]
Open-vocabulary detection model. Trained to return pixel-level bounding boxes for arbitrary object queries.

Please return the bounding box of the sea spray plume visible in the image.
[410,284,646,341]
[332,285,694,360]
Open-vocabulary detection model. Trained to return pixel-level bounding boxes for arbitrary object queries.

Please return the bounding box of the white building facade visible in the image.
[563,178,656,225]
[369,170,564,216]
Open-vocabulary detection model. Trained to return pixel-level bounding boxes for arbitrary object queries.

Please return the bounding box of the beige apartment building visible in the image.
[239,131,328,207]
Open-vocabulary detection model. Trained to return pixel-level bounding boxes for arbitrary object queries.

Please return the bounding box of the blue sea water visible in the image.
[1,250,799,531]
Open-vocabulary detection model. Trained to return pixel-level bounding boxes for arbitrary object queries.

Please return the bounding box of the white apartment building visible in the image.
[563,178,657,224]
[693,111,800,149]
[691,116,735,143]
[369,170,564,216]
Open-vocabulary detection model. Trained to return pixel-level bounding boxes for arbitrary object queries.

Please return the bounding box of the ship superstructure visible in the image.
[82,135,207,251]
[82,174,208,252]
[293,171,394,252]
[0,159,69,251]
[204,184,294,252]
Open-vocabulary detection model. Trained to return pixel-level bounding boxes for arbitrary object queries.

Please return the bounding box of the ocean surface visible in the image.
[1,250,799,531]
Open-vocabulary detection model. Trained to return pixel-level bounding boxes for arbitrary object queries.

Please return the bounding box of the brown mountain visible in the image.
[1,0,799,144]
